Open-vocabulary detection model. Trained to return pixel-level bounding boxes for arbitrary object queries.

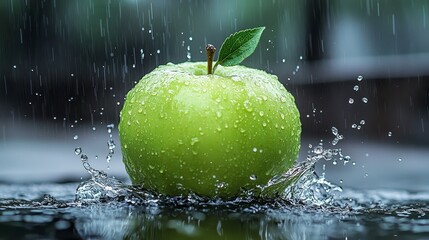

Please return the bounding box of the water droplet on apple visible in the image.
[216,111,222,118]
[190,137,199,146]
[259,111,264,117]
[262,122,267,127]
[243,100,253,112]
[280,97,287,102]
[252,147,258,153]
[249,174,257,181]
[280,113,285,119]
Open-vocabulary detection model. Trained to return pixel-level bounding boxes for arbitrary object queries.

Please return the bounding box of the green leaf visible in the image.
[213,27,265,73]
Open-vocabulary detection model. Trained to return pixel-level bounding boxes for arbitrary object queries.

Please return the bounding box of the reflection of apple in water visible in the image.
[119,27,301,198]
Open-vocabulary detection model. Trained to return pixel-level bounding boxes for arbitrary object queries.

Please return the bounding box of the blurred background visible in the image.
[1,0,428,190]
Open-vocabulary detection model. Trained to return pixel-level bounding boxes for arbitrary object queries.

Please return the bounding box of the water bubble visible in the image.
[73,135,79,140]
[249,174,257,181]
[107,124,114,133]
[259,111,264,117]
[357,75,364,81]
[348,98,354,104]
[92,127,96,131]
[362,97,368,103]
[282,59,286,63]
[398,158,402,162]
[74,147,82,155]
[340,179,343,184]
[81,154,88,162]
[388,132,393,137]
[331,127,339,136]
[352,124,357,129]
[252,147,258,153]
[106,155,112,163]
[353,85,359,91]
[343,156,351,165]
[360,120,366,125]
[314,146,323,154]
[107,139,116,150]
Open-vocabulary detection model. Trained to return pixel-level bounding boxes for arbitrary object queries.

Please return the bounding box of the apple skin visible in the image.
[119,62,301,198]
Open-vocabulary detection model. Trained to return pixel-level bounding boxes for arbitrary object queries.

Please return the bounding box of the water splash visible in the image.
[75,124,130,202]
[74,125,346,208]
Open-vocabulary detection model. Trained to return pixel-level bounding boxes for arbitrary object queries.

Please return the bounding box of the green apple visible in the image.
[119,61,301,198]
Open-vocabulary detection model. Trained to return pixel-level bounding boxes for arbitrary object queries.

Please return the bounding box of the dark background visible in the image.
[1,0,428,184]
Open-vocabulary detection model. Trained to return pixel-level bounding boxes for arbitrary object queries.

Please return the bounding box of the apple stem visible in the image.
[206,44,216,74]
